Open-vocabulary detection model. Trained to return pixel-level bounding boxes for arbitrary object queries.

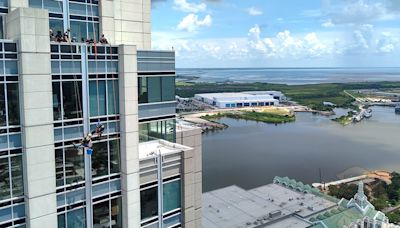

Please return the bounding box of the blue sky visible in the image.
[151,0,400,68]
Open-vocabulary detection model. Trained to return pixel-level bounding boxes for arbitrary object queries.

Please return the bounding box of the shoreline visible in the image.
[180,105,331,132]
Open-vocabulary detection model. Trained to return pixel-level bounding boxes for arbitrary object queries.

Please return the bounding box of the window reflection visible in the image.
[62,81,82,120]
[66,208,85,228]
[64,147,84,185]
[110,140,120,174]
[163,180,181,213]
[0,157,11,200]
[11,156,23,197]
[140,187,158,220]
[93,201,109,227]
[92,141,108,178]
[139,119,176,143]
[7,83,20,126]
[0,84,6,126]
[53,82,62,120]
[111,198,122,228]
[138,77,175,104]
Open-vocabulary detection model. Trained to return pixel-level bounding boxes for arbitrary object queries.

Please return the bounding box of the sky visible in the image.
[151,0,400,68]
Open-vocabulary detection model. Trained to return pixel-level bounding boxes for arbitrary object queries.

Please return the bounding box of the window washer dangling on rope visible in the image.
[74,133,93,150]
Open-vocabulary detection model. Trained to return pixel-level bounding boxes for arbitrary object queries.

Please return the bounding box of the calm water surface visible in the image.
[202,106,400,192]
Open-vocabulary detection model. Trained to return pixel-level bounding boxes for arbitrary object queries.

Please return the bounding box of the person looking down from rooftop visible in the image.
[100,34,108,44]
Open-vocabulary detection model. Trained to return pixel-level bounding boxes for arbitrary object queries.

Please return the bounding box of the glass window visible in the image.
[89,80,106,117]
[58,214,65,228]
[43,0,62,13]
[0,17,3,39]
[9,134,21,148]
[107,61,118,73]
[53,82,62,121]
[148,77,161,103]
[138,77,148,104]
[5,61,18,74]
[0,157,10,200]
[111,198,122,228]
[88,22,99,42]
[50,19,64,36]
[67,208,85,228]
[161,77,175,101]
[0,84,6,126]
[61,61,81,74]
[92,141,108,178]
[55,149,64,186]
[93,201,109,228]
[28,0,42,7]
[11,156,23,197]
[139,119,176,143]
[62,81,82,120]
[64,147,84,185]
[69,3,86,15]
[110,140,120,174]
[165,119,176,142]
[163,180,181,213]
[139,123,149,142]
[0,0,9,7]
[70,21,87,43]
[7,83,20,125]
[140,187,158,220]
[107,80,119,115]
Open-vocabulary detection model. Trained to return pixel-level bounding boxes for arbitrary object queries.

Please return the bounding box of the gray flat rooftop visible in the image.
[203,183,336,228]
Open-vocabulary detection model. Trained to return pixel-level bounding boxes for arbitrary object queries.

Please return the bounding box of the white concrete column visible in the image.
[99,0,115,44]
[118,44,141,228]
[8,0,29,12]
[6,8,57,228]
[176,125,203,227]
[113,0,151,49]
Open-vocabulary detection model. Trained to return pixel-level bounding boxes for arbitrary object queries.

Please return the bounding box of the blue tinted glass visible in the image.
[0,0,9,7]
[163,214,181,228]
[67,208,85,228]
[163,180,181,213]
[107,80,119,115]
[9,134,21,148]
[12,204,25,218]
[63,126,83,140]
[109,179,121,192]
[43,0,62,13]
[4,61,17,74]
[54,128,62,141]
[69,3,86,15]
[93,182,108,197]
[65,188,85,205]
[0,135,7,149]
[57,194,65,207]
[0,207,12,223]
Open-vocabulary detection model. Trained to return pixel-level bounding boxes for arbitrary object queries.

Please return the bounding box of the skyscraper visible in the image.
[0,0,202,227]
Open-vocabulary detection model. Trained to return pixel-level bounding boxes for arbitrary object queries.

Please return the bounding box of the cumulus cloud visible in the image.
[376,32,399,53]
[246,7,263,16]
[173,0,207,13]
[153,23,400,67]
[247,25,332,59]
[324,0,400,26]
[177,14,212,32]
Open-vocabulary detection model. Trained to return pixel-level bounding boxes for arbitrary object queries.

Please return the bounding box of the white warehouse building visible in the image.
[242,91,287,102]
[195,92,280,108]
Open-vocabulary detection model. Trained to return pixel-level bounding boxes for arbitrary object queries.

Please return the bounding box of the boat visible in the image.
[363,109,372,118]
[396,105,400,115]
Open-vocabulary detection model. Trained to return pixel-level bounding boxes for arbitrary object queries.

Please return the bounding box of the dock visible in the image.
[312,170,392,189]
